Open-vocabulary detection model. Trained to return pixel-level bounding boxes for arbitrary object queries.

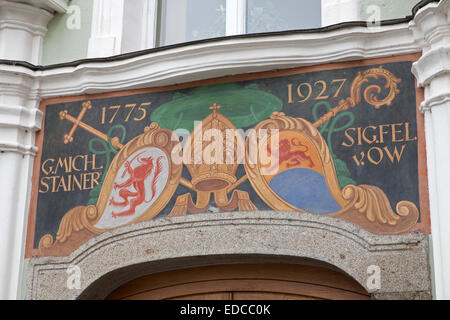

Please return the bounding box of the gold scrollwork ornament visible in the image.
[245,66,418,235]
[39,123,183,256]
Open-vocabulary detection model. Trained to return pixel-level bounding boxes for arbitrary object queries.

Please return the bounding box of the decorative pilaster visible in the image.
[410,0,450,300]
[0,0,58,64]
[0,0,68,300]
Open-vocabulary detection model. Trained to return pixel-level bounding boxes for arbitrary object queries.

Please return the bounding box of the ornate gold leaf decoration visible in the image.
[313,66,401,128]
[168,104,256,217]
[168,190,257,217]
[245,113,345,212]
[337,185,419,233]
[54,205,100,242]
[95,123,182,223]
[39,123,182,256]
[38,205,101,256]
[245,113,419,234]
[244,66,418,235]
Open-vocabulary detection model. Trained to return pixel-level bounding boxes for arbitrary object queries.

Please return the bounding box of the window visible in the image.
[158,0,321,46]
[87,0,353,57]
[85,0,422,59]
[246,0,321,34]
[160,0,227,46]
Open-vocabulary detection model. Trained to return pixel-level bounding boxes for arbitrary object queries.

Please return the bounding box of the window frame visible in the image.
[155,0,351,47]
[156,0,239,47]
[226,0,247,36]
[88,0,360,57]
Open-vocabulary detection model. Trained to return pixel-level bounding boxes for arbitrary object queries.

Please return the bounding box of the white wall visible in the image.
[0,0,68,300]
[411,0,450,299]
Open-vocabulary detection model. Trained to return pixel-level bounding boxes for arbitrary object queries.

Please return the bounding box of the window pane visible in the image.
[160,0,226,46]
[247,0,321,33]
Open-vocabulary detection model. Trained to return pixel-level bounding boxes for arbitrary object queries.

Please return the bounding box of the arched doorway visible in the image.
[28,212,431,300]
[106,263,370,300]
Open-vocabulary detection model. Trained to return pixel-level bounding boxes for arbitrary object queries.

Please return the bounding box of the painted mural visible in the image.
[27,56,429,257]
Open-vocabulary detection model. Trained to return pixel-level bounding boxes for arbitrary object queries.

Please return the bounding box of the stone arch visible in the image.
[27,211,431,300]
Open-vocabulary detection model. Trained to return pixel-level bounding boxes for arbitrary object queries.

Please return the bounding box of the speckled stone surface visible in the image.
[26,211,432,300]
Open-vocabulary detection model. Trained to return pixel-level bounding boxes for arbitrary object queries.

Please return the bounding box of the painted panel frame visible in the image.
[25,53,429,258]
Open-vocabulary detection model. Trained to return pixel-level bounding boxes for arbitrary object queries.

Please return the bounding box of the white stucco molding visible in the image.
[0,104,42,132]
[0,71,41,300]
[0,0,64,300]
[17,0,69,13]
[410,1,450,52]
[0,1,55,64]
[410,0,450,300]
[419,92,450,113]
[410,0,450,89]
[0,66,42,150]
[0,22,423,99]
[413,43,450,112]
[413,45,450,88]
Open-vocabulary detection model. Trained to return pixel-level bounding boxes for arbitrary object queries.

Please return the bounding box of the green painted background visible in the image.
[42,0,93,65]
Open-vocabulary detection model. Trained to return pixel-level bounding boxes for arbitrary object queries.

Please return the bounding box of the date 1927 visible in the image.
[287,78,347,103]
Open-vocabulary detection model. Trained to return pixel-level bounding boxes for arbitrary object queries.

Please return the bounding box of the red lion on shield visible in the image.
[109,152,164,218]
[264,137,314,174]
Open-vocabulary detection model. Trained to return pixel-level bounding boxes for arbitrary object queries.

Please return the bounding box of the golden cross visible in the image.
[59,101,124,149]
[209,103,221,112]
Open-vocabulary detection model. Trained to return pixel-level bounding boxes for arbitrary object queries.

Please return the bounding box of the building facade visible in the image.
[0,0,449,300]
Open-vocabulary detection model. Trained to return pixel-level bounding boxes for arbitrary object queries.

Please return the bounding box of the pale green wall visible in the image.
[360,0,420,21]
[19,259,28,300]
[41,0,421,65]
[42,0,93,65]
